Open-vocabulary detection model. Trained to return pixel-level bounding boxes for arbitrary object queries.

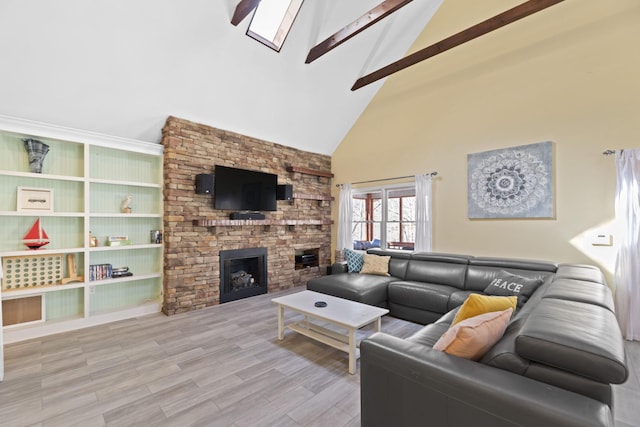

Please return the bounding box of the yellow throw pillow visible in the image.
[359,254,391,276]
[434,308,513,361]
[452,294,517,326]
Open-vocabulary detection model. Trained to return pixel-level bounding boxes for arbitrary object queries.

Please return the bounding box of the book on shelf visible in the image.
[106,240,132,246]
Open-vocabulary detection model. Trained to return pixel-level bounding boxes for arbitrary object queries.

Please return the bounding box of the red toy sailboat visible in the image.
[24,218,50,250]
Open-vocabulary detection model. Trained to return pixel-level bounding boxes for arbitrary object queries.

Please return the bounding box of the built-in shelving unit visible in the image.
[0,115,164,344]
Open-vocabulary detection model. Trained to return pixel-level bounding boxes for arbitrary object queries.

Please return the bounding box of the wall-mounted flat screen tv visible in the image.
[214,165,277,211]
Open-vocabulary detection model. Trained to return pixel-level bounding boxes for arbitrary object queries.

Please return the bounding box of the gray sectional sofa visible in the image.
[306,248,628,427]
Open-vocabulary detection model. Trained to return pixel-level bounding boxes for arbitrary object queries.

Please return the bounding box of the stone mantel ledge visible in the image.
[193,218,333,227]
[293,193,334,201]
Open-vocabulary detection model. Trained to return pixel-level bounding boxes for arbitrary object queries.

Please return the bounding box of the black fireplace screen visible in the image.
[219,247,268,303]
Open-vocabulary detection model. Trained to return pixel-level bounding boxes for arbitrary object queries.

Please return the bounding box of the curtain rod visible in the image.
[603,149,622,156]
[336,171,438,188]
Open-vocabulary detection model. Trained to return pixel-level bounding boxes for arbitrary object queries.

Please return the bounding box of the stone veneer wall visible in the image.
[161,116,332,315]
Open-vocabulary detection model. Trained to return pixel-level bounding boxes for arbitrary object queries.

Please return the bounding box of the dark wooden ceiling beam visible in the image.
[231,0,261,26]
[306,0,413,64]
[351,0,566,90]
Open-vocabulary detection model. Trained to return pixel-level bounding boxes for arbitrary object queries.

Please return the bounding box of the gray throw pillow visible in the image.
[484,270,543,307]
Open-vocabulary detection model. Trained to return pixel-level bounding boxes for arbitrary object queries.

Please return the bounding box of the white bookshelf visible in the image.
[0,115,164,344]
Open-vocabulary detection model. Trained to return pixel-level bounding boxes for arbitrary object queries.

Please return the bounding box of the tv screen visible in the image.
[214,165,277,211]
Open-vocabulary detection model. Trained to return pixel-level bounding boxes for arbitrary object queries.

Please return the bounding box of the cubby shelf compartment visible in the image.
[2,302,161,345]
[88,273,162,287]
[1,282,86,298]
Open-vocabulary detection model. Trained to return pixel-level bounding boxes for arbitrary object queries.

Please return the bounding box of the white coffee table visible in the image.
[272,290,389,374]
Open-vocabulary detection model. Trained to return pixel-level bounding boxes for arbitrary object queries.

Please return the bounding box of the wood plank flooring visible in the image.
[1,286,639,427]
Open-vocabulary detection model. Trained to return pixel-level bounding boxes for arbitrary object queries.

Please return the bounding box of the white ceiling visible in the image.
[0,0,443,155]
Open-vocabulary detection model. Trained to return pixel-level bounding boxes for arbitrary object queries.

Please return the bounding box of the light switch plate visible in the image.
[592,234,613,246]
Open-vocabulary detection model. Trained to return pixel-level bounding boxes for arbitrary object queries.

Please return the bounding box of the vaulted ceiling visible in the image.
[0,0,446,155]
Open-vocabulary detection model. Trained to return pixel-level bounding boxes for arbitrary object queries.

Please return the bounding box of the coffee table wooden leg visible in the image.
[348,327,357,374]
[277,304,284,340]
[374,316,382,332]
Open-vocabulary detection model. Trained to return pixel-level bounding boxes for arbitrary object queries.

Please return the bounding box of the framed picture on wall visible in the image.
[467,141,554,219]
[17,187,54,212]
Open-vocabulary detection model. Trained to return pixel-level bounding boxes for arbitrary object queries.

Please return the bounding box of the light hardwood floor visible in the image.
[1,286,639,427]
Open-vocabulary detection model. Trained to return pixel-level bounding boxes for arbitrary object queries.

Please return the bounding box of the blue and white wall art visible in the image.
[467,141,553,219]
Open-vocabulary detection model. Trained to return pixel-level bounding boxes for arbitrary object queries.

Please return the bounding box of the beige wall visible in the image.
[331,0,640,281]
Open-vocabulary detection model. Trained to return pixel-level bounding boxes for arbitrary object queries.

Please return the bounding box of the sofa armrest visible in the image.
[331,261,348,274]
[360,333,613,427]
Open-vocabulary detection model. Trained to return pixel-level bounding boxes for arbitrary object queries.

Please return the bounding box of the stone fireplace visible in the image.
[161,116,332,315]
[219,247,267,303]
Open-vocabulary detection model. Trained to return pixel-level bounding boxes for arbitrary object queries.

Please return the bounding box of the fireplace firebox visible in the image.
[219,247,268,303]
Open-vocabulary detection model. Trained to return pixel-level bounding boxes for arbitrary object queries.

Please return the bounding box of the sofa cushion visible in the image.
[469,257,558,272]
[405,253,471,288]
[555,264,605,284]
[479,278,552,373]
[465,258,556,292]
[360,253,391,276]
[306,273,394,307]
[387,302,444,325]
[515,298,628,384]
[525,361,614,406]
[480,317,531,375]
[483,270,543,307]
[344,249,364,273]
[388,281,459,314]
[433,308,513,361]
[543,278,614,312]
[448,290,477,311]
[406,322,451,347]
[452,294,517,325]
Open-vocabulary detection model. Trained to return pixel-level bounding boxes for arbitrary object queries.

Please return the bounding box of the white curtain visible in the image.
[614,149,640,341]
[337,183,353,252]
[414,173,433,252]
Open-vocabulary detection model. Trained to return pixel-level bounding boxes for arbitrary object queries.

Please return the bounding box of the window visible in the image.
[353,190,381,250]
[247,0,304,52]
[352,185,416,251]
[386,187,416,250]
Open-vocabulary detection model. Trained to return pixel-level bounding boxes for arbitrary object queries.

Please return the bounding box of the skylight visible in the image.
[247,0,303,52]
